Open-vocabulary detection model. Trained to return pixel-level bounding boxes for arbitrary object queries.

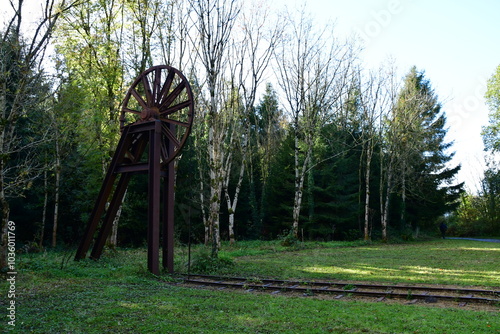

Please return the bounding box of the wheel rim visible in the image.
[120,65,194,165]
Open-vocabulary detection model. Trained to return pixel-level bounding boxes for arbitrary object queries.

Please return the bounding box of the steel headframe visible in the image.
[75,65,194,275]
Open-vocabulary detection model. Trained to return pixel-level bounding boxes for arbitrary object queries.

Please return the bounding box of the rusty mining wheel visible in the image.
[120,65,194,166]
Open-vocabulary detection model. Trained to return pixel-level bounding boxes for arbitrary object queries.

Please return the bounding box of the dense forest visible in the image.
[1,0,499,266]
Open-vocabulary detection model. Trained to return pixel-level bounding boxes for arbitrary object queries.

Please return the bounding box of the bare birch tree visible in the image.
[158,0,194,72]
[221,1,283,244]
[378,69,399,242]
[188,0,241,256]
[275,8,355,238]
[356,67,391,241]
[378,65,425,241]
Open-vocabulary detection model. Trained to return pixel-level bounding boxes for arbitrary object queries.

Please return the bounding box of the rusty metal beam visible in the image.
[90,172,132,260]
[115,163,149,174]
[163,123,176,273]
[147,120,162,275]
[75,126,132,260]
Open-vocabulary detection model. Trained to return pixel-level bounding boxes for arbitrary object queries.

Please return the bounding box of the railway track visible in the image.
[180,274,500,307]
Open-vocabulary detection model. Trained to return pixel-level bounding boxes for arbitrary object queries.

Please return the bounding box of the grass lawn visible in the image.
[1,239,499,333]
[215,239,500,287]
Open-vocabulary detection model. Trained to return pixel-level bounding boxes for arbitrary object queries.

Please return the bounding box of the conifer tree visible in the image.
[393,67,463,231]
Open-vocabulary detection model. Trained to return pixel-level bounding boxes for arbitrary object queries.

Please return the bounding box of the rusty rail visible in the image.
[179,274,500,306]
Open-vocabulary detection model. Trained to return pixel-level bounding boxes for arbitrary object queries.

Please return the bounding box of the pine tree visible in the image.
[263,132,294,238]
[249,83,285,238]
[394,67,464,231]
[309,124,361,240]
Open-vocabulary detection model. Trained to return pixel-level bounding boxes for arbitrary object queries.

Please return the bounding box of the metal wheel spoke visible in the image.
[131,88,148,109]
[120,65,194,165]
[159,70,176,106]
[122,107,141,115]
[142,75,154,106]
[160,100,191,116]
[160,81,186,109]
[163,118,190,128]
[162,123,181,148]
[153,68,162,103]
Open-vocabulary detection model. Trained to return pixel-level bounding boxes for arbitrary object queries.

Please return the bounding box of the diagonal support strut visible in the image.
[75,120,176,275]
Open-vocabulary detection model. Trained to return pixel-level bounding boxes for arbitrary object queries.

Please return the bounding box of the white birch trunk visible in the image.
[199,166,209,245]
[401,170,406,229]
[381,165,393,242]
[108,190,126,247]
[51,136,61,248]
[292,134,311,238]
[224,153,246,245]
[208,123,222,255]
[40,168,48,248]
[363,141,373,241]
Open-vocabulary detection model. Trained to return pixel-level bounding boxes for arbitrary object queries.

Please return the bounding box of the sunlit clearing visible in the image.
[301,265,500,285]
[430,247,500,252]
[302,266,384,276]
[119,302,144,310]
[404,266,500,281]
[235,315,265,326]
[461,247,500,252]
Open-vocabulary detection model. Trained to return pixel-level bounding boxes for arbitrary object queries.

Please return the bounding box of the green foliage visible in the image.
[118,175,148,246]
[453,168,500,236]
[308,124,363,240]
[263,132,295,238]
[453,193,482,236]
[246,83,286,238]
[278,229,302,248]
[0,28,53,198]
[187,248,234,274]
[482,64,500,152]
[342,229,362,241]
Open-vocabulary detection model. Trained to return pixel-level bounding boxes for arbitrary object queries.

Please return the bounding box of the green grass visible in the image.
[211,239,500,287]
[11,281,500,334]
[1,239,499,333]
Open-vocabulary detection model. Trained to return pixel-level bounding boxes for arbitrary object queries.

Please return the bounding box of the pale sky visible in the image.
[289,0,500,192]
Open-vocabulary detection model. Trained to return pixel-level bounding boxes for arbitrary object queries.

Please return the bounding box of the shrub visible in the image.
[278,230,301,247]
[187,249,234,274]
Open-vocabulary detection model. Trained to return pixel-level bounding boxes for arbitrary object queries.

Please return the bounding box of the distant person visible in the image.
[439,222,448,239]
